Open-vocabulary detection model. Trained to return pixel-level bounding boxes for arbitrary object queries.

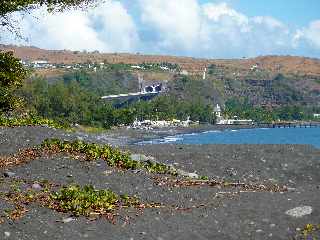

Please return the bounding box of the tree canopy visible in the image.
[0,51,27,112]
[0,0,99,112]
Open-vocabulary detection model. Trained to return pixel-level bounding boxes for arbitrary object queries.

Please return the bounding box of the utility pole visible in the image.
[203,67,207,80]
[138,73,143,92]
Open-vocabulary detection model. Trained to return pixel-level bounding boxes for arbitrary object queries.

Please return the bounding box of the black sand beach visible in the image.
[0,126,319,239]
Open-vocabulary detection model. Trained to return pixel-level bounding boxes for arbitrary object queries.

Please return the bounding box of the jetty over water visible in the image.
[257,122,320,128]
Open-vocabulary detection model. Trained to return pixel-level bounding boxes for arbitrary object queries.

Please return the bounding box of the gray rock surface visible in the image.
[285,206,313,218]
[0,126,319,240]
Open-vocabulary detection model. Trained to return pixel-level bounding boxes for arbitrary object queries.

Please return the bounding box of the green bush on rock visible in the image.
[50,185,119,216]
[0,114,66,129]
[41,138,175,175]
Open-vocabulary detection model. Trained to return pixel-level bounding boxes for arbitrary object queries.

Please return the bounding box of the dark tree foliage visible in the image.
[224,97,311,122]
[18,70,216,129]
[0,0,100,113]
[0,51,27,112]
[1,0,99,30]
[1,0,100,39]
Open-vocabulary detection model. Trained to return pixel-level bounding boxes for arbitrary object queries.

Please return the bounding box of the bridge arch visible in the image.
[144,86,154,93]
[144,84,162,93]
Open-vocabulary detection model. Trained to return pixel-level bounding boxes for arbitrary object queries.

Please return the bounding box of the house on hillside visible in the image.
[250,64,259,71]
[180,70,189,75]
[131,65,144,69]
[160,66,169,71]
[32,60,50,68]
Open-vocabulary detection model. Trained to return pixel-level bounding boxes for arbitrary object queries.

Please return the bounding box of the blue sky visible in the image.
[217,0,320,26]
[1,0,320,59]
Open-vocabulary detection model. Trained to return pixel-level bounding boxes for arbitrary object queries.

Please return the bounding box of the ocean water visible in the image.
[138,127,320,148]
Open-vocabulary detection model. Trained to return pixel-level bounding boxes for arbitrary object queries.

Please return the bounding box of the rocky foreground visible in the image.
[0,126,319,240]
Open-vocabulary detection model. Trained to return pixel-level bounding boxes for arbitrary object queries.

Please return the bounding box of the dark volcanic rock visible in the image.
[0,126,319,240]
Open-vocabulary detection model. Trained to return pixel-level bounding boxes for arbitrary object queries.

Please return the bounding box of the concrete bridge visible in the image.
[101,83,163,100]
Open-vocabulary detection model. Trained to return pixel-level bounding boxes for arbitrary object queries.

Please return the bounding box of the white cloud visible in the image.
[1,0,319,58]
[139,0,202,51]
[294,20,320,49]
[202,2,249,32]
[88,1,140,52]
[1,1,139,52]
[138,1,293,57]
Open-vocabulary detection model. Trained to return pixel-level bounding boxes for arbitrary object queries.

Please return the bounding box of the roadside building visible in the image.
[32,60,50,68]
[180,70,189,75]
[213,104,222,119]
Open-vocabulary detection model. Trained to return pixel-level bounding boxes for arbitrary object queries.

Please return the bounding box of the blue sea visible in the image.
[138,127,320,149]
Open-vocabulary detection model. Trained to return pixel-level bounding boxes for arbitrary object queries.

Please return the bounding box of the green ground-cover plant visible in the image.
[293,223,320,240]
[50,185,119,216]
[0,114,66,129]
[50,185,147,217]
[41,138,176,175]
[0,178,158,222]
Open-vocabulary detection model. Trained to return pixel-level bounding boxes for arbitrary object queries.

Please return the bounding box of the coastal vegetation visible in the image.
[1,177,160,223]
[15,70,216,128]
[50,184,141,217]
[224,97,319,122]
[0,114,65,128]
[16,67,319,129]
[1,64,318,130]
[0,51,27,112]
[1,60,319,130]
[41,138,176,175]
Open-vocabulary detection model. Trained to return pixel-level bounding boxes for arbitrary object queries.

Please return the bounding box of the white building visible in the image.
[213,104,222,118]
[203,68,207,80]
[32,60,48,65]
[32,60,50,68]
[180,70,189,75]
[214,103,254,125]
[250,64,259,71]
[160,66,169,71]
[314,113,320,118]
[131,65,143,69]
[217,119,254,125]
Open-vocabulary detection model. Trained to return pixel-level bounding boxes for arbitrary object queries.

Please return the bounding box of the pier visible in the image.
[257,122,320,128]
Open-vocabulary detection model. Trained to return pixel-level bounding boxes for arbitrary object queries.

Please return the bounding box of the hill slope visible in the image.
[2,44,320,76]
[2,45,320,107]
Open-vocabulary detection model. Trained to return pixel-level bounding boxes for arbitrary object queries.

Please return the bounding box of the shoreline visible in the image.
[107,123,320,147]
[0,126,319,239]
[108,124,259,145]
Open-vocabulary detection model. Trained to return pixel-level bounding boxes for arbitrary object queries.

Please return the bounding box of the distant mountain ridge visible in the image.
[1,44,320,76]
